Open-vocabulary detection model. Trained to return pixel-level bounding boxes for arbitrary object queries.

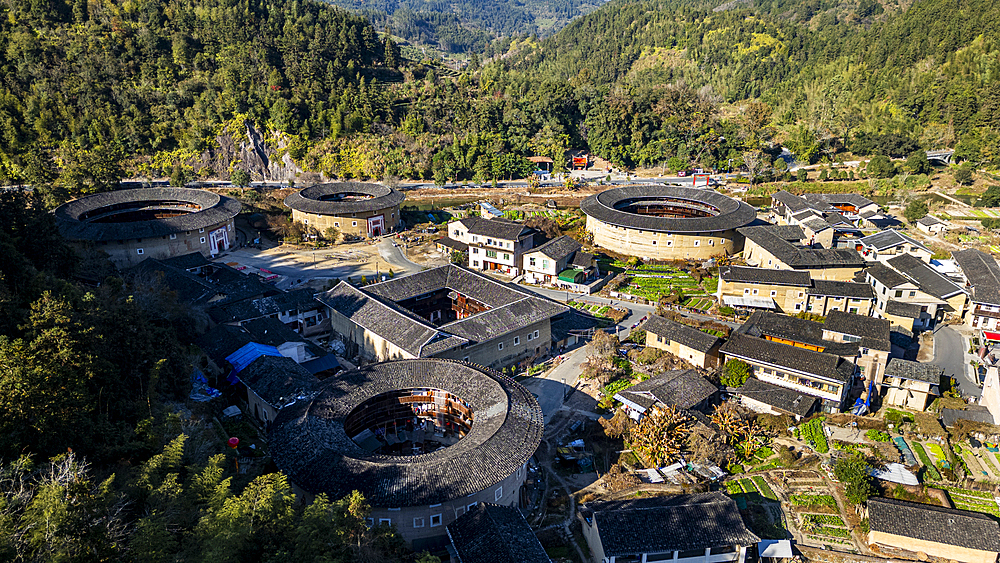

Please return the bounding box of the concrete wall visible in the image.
[82,219,235,268]
[868,530,999,563]
[291,205,401,238]
[716,279,808,313]
[645,331,720,369]
[368,463,528,550]
[806,294,875,316]
[328,305,551,370]
[586,215,740,260]
[435,319,551,370]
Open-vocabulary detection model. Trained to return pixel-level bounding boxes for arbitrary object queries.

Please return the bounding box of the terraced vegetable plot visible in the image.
[682,297,713,311]
[789,494,837,508]
[724,476,779,502]
[942,487,1000,517]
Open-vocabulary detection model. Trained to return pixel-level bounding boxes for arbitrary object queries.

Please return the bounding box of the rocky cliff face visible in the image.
[210,120,304,182]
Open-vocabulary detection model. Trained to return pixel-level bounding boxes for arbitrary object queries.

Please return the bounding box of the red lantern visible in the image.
[227,437,239,449]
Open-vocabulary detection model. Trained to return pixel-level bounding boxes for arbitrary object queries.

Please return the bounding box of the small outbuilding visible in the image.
[867,497,1000,563]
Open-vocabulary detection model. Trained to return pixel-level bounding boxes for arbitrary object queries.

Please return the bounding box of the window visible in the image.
[652,240,657,245]
[136,248,144,255]
[304,219,309,224]
[527,332,533,341]
[514,336,520,345]
[352,221,358,227]
[895,290,903,298]
[200,237,206,244]
[693,240,700,247]
[503,253,510,260]
[430,514,442,527]
[744,288,751,295]
[473,260,479,267]
[533,330,539,339]
[334,222,339,227]
[542,260,549,269]
[472,248,478,254]
[770,290,777,297]
[199,228,205,233]
[752,289,759,295]
[498,342,504,350]
[378,518,391,526]
[467,503,477,512]
[413,517,425,528]
[529,257,536,266]
[169,233,177,240]
[486,250,498,258]
[709,239,715,246]
[463,356,469,362]
[495,487,503,501]
[909,291,916,297]
[795,303,802,311]
[366,518,374,527]
[665,240,673,247]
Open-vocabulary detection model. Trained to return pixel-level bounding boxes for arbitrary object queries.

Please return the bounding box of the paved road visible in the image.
[521,345,590,423]
[931,325,978,397]
[376,240,424,275]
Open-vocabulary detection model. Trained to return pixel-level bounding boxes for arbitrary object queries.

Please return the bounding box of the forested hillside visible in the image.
[3,0,1000,196]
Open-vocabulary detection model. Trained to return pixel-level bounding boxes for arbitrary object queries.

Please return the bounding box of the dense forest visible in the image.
[3,0,1000,200]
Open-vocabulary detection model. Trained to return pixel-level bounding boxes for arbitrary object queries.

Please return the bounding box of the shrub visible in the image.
[799,418,829,453]
[866,429,891,442]
[721,359,751,387]
[834,455,875,504]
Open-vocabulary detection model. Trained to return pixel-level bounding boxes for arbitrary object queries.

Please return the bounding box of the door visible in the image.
[367,215,385,237]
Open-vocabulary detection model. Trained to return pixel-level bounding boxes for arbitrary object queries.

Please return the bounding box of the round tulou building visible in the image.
[581,185,756,260]
[284,182,405,239]
[269,358,543,551]
[53,188,241,268]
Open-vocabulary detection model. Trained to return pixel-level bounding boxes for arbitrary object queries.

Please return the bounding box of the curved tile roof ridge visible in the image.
[53,188,240,241]
[284,182,405,215]
[581,185,756,233]
[269,358,543,507]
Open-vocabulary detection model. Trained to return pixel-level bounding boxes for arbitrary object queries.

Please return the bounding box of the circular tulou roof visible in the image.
[53,188,241,242]
[581,185,756,233]
[269,359,543,507]
[284,182,405,215]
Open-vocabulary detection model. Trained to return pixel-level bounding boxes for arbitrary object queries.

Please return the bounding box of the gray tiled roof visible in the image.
[318,281,466,357]
[457,216,533,240]
[885,300,923,318]
[720,265,812,286]
[581,186,756,233]
[209,288,320,324]
[54,188,241,241]
[824,310,891,351]
[940,406,996,427]
[447,503,551,563]
[867,497,1000,552]
[127,257,221,304]
[802,193,877,209]
[320,265,567,356]
[527,235,582,262]
[582,493,760,557]
[807,279,874,299]
[721,333,855,382]
[735,311,859,357]
[738,377,818,417]
[196,324,255,366]
[641,315,722,353]
[739,225,865,269]
[917,215,945,226]
[801,216,833,232]
[866,263,909,289]
[436,236,469,252]
[771,190,812,213]
[615,369,718,412]
[859,229,930,253]
[269,359,543,507]
[283,182,405,214]
[237,355,317,409]
[570,251,595,268]
[242,317,326,359]
[160,252,212,270]
[887,254,965,299]
[884,358,943,384]
[954,249,1000,305]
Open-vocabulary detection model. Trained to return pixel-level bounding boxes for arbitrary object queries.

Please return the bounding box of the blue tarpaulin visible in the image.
[226,342,283,374]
